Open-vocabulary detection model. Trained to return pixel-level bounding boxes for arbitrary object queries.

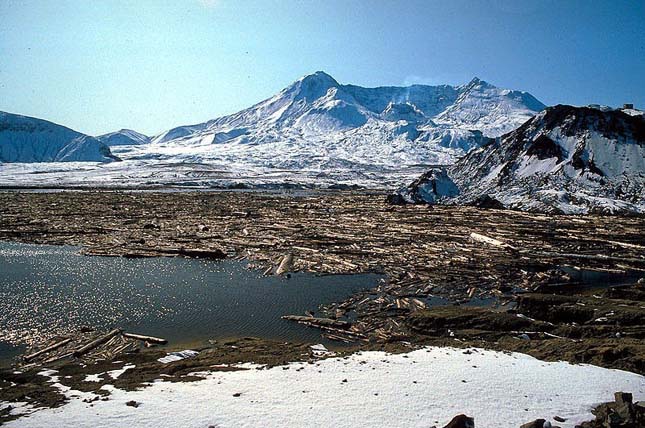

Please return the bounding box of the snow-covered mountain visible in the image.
[433,77,546,136]
[396,105,645,214]
[151,71,543,146]
[105,71,541,185]
[0,112,118,163]
[97,129,150,146]
[0,72,544,187]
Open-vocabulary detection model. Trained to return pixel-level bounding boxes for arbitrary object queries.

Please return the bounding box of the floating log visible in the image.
[24,338,72,362]
[275,253,294,275]
[281,315,350,329]
[123,332,168,344]
[73,329,121,357]
[171,247,226,259]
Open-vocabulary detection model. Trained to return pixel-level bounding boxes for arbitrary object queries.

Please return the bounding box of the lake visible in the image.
[0,241,380,363]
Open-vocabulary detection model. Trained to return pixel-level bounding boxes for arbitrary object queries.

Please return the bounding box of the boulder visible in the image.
[519,420,546,428]
[393,168,460,205]
[443,414,475,428]
[470,194,505,209]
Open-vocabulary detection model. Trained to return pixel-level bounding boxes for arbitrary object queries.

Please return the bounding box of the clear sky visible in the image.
[1,0,644,136]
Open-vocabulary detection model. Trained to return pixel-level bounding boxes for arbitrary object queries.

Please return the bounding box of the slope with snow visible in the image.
[434,77,546,137]
[113,72,544,187]
[398,105,645,214]
[0,72,545,187]
[96,129,150,146]
[3,347,643,428]
[149,71,543,148]
[0,112,118,163]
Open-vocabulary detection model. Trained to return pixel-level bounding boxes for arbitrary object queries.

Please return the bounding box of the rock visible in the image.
[232,393,241,397]
[443,414,475,428]
[615,392,633,405]
[470,194,505,210]
[553,416,566,423]
[520,420,546,428]
[613,391,636,421]
[386,192,406,205]
[394,168,460,205]
[575,391,645,428]
[125,400,139,408]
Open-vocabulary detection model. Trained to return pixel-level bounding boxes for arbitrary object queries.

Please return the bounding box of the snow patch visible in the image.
[4,347,643,428]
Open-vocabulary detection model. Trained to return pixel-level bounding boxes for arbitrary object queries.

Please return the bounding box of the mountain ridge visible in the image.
[97,129,150,146]
[0,111,119,163]
[0,71,548,189]
[152,71,544,146]
[396,104,645,214]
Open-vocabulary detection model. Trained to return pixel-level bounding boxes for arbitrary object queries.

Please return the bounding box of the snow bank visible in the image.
[5,347,643,428]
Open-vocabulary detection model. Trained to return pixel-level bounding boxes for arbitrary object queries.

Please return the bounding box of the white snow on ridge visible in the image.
[96,129,150,146]
[400,105,645,214]
[0,112,117,163]
[5,347,643,428]
[0,72,545,188]
[434,77,545,137]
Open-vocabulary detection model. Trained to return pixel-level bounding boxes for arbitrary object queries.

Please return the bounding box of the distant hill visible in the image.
[0,112,119,163]
[96,129,150,146]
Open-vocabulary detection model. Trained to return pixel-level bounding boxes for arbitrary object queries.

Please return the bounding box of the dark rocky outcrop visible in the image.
[575,392,645,428]
[443,414,475,428]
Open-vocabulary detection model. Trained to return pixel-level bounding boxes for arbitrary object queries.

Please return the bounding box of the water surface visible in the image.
[0,241,379,361]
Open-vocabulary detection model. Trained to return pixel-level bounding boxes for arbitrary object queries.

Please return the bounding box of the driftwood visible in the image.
[73,329,122,357]
[2,192,644,346]
[24,338,72,362]
[281,315,350,329]
[275,253,294,275]
[43,351,74,364]
[123,332,168,344]
[470,232,515,250]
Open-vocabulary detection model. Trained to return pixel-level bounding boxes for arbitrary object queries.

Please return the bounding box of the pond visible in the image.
[0,241,380,363]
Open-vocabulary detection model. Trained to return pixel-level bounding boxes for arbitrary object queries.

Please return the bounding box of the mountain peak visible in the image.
[97,128,150,146]
[465,76,494,90]
[298,71,339,86]
[287,71,340,101]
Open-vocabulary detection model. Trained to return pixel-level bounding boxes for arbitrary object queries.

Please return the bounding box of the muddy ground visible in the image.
[0,190,644,423]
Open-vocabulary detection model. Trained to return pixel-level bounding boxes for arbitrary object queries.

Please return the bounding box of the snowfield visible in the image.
[4,347,644,428]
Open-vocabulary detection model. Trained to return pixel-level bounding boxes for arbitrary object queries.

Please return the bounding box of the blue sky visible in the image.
[1,0,643,136]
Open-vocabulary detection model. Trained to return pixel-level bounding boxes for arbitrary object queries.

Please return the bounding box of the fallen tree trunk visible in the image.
[24,338,72,362]
[123,332,168,345]
[470,232,516,250]
[281,315,350,329]
[275,253,294,275]
[73,329,121,357]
